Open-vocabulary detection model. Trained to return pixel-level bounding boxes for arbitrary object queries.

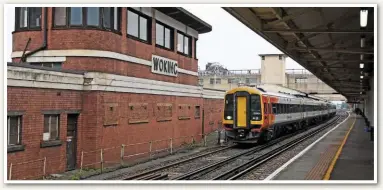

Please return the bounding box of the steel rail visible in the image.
[119,145,234,180]
[212,115,343,180]
[172,115,340,180]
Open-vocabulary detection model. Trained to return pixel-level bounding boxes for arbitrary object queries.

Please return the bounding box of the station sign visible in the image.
[152,55,178,77]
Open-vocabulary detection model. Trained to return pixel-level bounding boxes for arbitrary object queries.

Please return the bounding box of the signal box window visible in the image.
[177,32,191,56]
[127,8,150,42]
[15,7,42,30]
[156,22,173,50]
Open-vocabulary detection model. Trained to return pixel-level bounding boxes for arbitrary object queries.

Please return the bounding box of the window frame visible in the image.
[43,114,60,141]
[30,62,63,69]
[52,7,122,34]
[7,116,22,146]
[195,105,201,119]
[127,8,151,44]
[250,95,262,121]
[194,38,198,60]
[155,20,174,51]
[15,7,42,31]
[176,31,192,57]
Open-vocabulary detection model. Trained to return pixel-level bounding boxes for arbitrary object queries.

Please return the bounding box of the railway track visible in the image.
[120,112,345,180]
[213,115,345,180]
[116,145,236,180]
[173,113,345,180]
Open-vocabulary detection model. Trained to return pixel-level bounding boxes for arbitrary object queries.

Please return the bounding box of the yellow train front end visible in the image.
[222,87,265,144]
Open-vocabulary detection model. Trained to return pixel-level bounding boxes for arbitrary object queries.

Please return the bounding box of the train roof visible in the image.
[226,86,330,104]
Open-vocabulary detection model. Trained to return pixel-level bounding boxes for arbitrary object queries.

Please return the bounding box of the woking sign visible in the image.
[152,55,178,77]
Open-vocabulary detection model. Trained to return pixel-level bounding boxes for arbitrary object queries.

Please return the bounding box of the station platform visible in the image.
[269,113,374,181]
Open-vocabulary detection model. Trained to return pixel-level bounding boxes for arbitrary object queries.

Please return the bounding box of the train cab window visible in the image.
[250,95,262,121]
[224,94,234,120]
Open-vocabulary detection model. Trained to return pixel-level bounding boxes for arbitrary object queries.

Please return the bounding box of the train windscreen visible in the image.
[250,95,262,121]
[224,94,234,120]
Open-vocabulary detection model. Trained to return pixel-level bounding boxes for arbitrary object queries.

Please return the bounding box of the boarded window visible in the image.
[195,106,201,118]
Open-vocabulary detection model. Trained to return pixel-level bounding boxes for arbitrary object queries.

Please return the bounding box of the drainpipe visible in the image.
[21,7,48,62]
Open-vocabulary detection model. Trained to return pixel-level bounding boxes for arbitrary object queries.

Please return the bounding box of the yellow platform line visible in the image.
[323,116,356,180]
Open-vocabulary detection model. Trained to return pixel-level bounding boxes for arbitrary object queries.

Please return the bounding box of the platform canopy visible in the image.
[223,7,374,102]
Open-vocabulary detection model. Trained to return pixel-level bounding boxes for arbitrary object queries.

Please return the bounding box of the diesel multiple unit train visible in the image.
[222,86,337,144]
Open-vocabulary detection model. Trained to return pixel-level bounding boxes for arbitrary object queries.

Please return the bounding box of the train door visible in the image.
[236,96,247,127]
[262,96,269,127]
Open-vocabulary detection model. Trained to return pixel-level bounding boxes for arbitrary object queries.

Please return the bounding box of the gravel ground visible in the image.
[238,112,348,180]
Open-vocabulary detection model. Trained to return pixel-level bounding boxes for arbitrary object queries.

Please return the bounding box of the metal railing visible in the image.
[198,69,261,77]
[7,130,222,180]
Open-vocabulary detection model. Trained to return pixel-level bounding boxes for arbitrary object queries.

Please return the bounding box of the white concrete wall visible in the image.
[260,55,286,85]
[7,66,224,99]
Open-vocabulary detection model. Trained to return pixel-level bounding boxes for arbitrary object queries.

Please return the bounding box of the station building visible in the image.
[198,54,346,101]
[7,7,224,179]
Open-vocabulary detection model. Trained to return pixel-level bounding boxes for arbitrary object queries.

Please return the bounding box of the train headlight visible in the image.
[226,116,232,120]
[255,116,260,120]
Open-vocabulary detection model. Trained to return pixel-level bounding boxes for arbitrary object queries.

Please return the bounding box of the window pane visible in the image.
[9,117,20,145]
[70,7,82,25]
[184,36,189,55]
[177,33,183,52]
[29,8,41,27]
[52,62,62,69]
[102,7,111,28]
[43,115,50,141]
[113,7,118,30]
[156,23,164,46]
[50,116,58,140]
[87,7,99,26]
[44,115,50,133]
[54,7,67,26]
[127,10,139,37]
[139,17,147,41]
[19,7,28,28]
[164,28,171,48]
[194,39,197,58]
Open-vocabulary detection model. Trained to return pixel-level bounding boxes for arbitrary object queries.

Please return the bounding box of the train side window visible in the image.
[272,104,277,114]
[280,104,283,114]
[264,103,267,114]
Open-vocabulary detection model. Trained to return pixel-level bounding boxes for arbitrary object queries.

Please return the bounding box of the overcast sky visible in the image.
[5,6,304,70]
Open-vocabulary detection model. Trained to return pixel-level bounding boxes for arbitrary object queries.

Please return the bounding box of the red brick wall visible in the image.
[7,87,82,179]
[7,86,223,179]
[12,7,198,85]
[203,99,225,134]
